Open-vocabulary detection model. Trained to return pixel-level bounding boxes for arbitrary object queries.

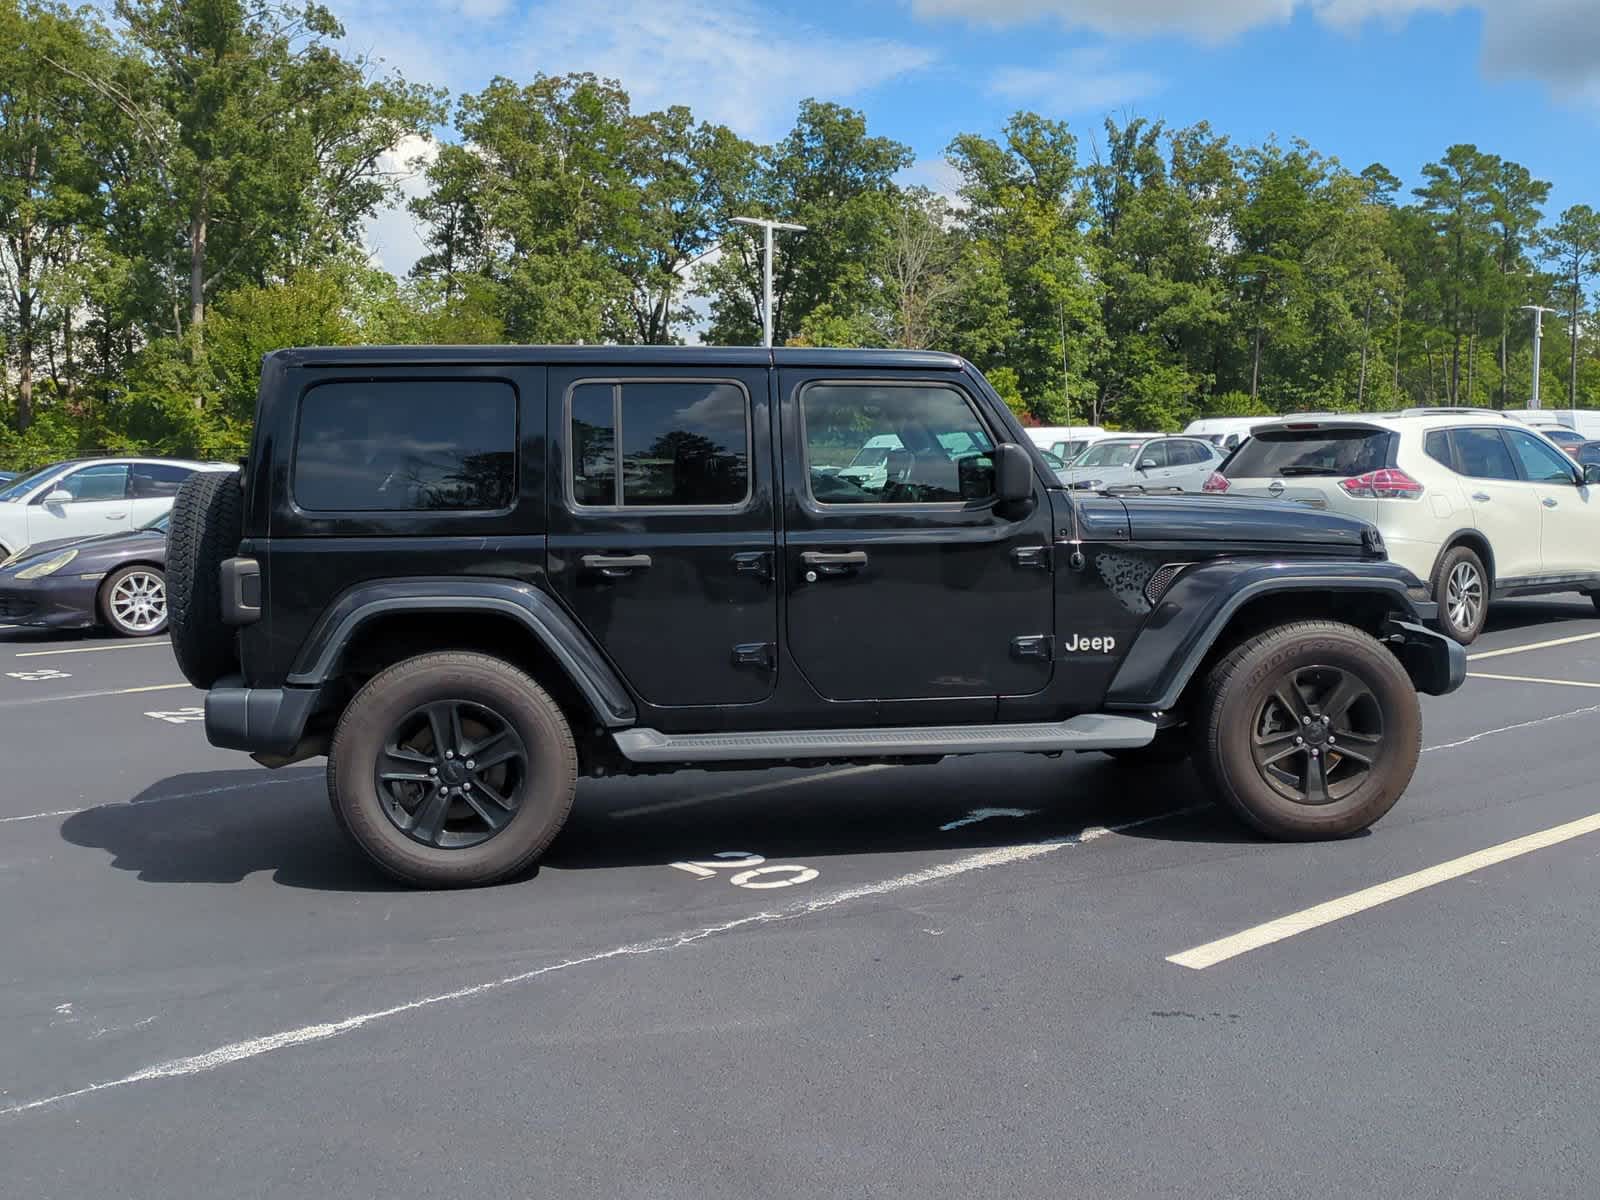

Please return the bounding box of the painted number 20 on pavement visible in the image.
[670,851,819,889]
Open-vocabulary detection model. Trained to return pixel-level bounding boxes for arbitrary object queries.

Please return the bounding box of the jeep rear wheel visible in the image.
[1197,620,1420,840]
[328,651,578,888]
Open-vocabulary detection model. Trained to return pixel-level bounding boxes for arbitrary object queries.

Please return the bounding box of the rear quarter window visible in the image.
[294,379,517,512]
[1224,429,1392,479]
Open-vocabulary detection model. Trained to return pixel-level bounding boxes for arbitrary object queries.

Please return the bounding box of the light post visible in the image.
[730,216,806,348]
[1521,304,1558,410]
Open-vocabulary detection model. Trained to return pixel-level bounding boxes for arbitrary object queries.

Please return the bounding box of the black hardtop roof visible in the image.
[267,345,968,370]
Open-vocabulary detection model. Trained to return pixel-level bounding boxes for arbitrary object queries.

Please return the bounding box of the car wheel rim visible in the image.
[111,571,167,633]
[1446,561,1483,633]
[375,700,529,850]
[1249,665,1383,806]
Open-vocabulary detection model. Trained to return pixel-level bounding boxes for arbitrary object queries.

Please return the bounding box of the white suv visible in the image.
[1209,410,1600,644]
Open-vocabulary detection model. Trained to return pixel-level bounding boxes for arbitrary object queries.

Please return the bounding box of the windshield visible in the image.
[0,463,62,503]
[1225,429,1392,478]
[1074,440,1142,468]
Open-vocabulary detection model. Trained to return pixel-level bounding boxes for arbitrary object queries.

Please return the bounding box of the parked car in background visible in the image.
[1185,413,1345,452]
[0,471,16,485]
[1507,408,1600,446]
[1025,425,1107,462]
[1060,435,1225,492]
[0,457,233,559]
[1539,427,1585,457]
[1575,441,1600,470]
[1210,411,1600,644]
[0,511,174,636]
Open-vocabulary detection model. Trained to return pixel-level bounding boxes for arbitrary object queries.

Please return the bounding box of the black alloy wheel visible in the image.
[1248,665,1383,806]
[376,699,530,850]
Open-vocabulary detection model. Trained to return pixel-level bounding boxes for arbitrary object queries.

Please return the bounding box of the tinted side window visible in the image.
[131,462,193,498]
[1424,430,1454,471]
[295,380,516,512]
[1170,440,1209,466]
[1580,443,1600,467]
[54,463,129,501]
[1505,429,1576,483]
[568,380,750,508]
[1449,428,1518,481]
[1138,442,1169,468]
[803,383,995,505]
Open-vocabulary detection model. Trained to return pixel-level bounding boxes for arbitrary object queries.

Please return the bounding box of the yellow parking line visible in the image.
[1467,671,1600,690]
[14,640,170,658]
[1468,631,1600,662]
[1168,811,1600,970]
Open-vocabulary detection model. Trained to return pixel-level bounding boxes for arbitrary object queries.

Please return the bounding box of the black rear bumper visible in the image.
[1385,618,1466,696]
[204,678,321,756]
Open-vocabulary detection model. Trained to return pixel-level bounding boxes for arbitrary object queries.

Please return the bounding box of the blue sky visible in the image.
[351,0,1600,274]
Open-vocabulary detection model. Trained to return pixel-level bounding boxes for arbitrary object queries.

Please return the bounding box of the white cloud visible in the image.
[516,0,936,138]
[340,0,936,143]
[988,47,1161,112]
[910,0,1600,104]
[897,157,967,205]
[362,134,438,278]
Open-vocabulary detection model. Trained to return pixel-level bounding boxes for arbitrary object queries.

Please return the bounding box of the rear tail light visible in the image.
[1202,472,1230,493]
[1339,468,1423,499]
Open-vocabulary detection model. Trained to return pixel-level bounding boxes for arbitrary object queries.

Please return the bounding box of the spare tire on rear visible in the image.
[167,470,243,688]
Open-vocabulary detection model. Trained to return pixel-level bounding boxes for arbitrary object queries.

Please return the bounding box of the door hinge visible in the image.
[1011,545,1050,571]
[732,551,774,582]
[1011,634,1053,661]
[732,642,776,670]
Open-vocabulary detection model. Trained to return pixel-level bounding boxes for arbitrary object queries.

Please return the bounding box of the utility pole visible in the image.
[1521,305,1558,409]
[730,216,806,348]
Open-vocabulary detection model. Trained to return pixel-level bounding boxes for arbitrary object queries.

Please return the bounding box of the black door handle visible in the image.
[800,550,868,580]
[581,553,653,577]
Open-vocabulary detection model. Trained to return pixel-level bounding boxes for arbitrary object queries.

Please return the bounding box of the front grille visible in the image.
[1145,563,1186,607]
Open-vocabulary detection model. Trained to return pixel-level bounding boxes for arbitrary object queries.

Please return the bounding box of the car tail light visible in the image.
[1202,472,1229,493]
[1339,468,1423,499]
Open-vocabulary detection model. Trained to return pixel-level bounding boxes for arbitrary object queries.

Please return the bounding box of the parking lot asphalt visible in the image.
[4,600,1600,1198]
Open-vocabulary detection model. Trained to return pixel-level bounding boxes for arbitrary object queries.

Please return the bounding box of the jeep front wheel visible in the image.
[328,651,578,887]
[1196,620,1421,840]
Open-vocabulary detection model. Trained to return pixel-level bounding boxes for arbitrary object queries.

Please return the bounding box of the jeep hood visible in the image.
[1117,494,1376,554]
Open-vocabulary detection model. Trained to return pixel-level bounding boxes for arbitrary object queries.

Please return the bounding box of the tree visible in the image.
[879,188,960,349]
[1543,205,1600,405]
[1413,145,1499,404]
[700,99,912,347]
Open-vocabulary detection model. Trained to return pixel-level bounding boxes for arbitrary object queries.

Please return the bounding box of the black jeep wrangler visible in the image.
[165,346,1465,887]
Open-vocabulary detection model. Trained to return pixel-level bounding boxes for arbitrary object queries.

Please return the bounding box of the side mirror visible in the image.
[1138,458,1159,471]
[995,443,1034,503]
[43,489,72,505]
[1583,464,1600,486]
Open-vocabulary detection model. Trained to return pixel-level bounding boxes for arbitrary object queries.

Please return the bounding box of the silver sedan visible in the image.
[1058,436,1226,493]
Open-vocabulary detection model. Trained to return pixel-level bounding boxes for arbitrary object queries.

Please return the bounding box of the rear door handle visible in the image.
[800,550,868,579]
[1471,492,1491,502]
[581,553,652,577]
[1543,497,1558,508]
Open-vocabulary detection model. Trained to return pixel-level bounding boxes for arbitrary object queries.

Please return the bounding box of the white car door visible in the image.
[128,462,195,526]
[1449,428,1543,583]
[1503,428,1596,577]
[1167,439,1219,491]
[1131,440,1173,488]
[27,462,132,544]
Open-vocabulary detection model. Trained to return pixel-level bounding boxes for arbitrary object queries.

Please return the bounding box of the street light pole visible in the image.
[1521,305,1559,410]
[730,216,806,347]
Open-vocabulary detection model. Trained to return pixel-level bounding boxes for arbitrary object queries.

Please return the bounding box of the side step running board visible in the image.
[612,714,1157,764]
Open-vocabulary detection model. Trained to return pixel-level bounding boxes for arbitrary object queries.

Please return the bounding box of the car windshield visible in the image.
[1073,440,1142,468]
[0,463,62,502]
[1225,429,1391,477]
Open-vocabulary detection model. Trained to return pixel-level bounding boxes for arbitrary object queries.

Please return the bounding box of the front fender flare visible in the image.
[1105,559,1430,712]
[287,577,636,727]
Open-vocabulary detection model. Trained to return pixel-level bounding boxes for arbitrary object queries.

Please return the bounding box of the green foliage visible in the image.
[3,0,1600,470]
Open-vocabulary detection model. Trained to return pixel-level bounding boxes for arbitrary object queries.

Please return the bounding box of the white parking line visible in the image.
[0,805,1196,1118]
[0,682,190,709]
[1467,630,1600,662]
[0,777,308,829]
[1167,810,1600,970]
[610,764,892,819]
[1466,671,1600,690]
[13,640,171,659]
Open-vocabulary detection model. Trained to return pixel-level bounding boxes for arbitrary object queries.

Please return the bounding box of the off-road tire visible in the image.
[166,470,242,686]
[98,564,168,637]
[1431,544,1488,645]
[1196,620,1421,840]
[327,651,578,888]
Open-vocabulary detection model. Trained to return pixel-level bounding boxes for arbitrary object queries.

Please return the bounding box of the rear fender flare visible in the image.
[1105,559,1427,712]
[287,577,636,727]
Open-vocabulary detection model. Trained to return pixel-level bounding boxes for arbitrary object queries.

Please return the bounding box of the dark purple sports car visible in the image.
[0,514,169,637]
